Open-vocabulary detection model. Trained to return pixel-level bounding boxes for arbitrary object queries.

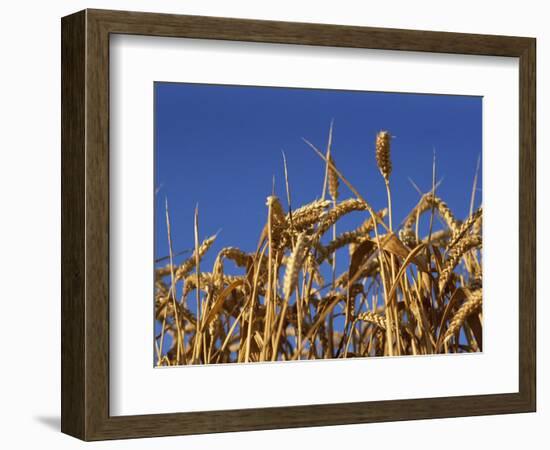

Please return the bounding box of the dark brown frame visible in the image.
[61,8,536,441]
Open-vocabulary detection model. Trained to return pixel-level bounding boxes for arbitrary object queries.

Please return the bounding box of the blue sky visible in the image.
[154,82,482,270]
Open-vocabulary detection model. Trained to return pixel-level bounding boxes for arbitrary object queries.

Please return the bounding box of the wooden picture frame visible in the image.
[61,8,536,441]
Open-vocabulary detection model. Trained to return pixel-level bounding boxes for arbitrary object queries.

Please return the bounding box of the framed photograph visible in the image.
[61,9,536,440]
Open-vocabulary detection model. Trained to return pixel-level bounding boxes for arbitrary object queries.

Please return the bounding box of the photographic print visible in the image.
[61,11,535,439]
[154,83,483,366]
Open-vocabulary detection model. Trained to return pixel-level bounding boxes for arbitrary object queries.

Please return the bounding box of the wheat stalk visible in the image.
[283,232,310,300]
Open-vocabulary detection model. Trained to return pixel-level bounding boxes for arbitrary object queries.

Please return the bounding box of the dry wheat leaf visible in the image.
[348,240,376,286]
[381,233,430,272]
[202,279,245,329]
[385,242,429,303]
[466,314,483,350]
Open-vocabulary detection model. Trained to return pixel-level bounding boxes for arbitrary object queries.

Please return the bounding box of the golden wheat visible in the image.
[443,290,482,344]
[154,127,483,365]
[375,130,392,182]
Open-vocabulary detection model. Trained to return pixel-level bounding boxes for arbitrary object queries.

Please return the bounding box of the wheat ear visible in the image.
[315,198,369,237]
[447,206,483,250]
[439,235,482,291]
[328,155,339,202]
[357,311,387,330]
[287,199,331,231]
[155,234,217,281]
[443,290,482,343]
[375,130,392,182]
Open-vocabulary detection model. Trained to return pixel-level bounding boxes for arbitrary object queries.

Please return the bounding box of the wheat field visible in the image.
[154,128,483,366]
